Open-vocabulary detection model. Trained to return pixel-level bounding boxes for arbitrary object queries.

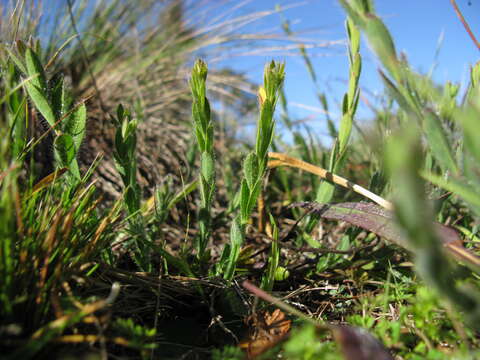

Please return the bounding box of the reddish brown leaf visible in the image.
[239,309,291,359]
[290,201,480,268]
[331,325,394,360]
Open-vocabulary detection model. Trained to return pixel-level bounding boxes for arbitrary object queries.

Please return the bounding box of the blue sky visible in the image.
[218,0,480,138]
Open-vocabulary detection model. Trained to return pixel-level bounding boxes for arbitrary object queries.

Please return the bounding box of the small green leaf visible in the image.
[54,133,75,167]
[346,18,360,58]
[201,151,215,184]
[25,47,47,91]
[125,185,141,215]
[470,61,480,89]
[246,180,262,219]
[423,110,457,174]
[117,104,125,123]
[223,218,243,280]
[338,113,352,154]
[50,74,64,119]
[338,0,367,29]
[243,152,259,189]
[24,82,56,127]
[446,81,460,99]
[316,181,335,204]
[364,15,398,79]
[240,179,250,223]
[64,103,86,150]
[5,47,27,74]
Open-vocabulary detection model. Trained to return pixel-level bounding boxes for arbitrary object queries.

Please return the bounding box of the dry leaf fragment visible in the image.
[239,309,291,358]
[331,325,394,360]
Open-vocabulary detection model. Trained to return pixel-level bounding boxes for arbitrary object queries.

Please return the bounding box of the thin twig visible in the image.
[449,0,480,51]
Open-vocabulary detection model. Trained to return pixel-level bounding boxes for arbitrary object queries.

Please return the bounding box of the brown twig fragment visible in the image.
[450,0,480,51]
[268,152,393,210]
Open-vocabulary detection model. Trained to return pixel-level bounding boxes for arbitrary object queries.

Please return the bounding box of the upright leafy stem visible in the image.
[305,17,361,235]
[113,104,141,217]
[223,61,285,281]
[113,104,156,271]
[22,45,86,181]
[190,59,215,262]
[339,0,458,176]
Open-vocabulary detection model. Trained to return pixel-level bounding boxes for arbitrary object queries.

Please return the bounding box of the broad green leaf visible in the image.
[24,82,55,127]
[25,47,47,91]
